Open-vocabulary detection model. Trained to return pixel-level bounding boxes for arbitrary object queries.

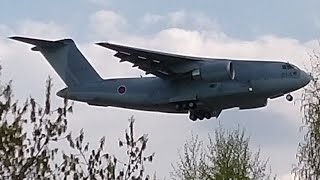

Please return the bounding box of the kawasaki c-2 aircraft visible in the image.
[10,36,311,121]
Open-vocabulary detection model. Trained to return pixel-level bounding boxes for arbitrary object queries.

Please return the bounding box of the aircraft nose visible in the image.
[300,70,311,86]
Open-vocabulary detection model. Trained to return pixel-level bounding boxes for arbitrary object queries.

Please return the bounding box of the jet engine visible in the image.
[192,61,235,82]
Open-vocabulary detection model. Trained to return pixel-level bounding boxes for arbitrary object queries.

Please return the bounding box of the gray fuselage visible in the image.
[57,60,310,114]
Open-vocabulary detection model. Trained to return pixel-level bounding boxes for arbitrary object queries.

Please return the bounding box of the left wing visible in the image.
[96,42,203,79]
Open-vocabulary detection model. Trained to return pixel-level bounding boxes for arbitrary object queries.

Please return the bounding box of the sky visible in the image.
[1,0,320,179]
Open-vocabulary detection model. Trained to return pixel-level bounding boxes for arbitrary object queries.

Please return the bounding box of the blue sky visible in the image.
[0,1,319,179]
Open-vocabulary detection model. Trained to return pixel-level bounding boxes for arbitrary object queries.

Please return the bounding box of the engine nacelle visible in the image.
[192,61,235,82]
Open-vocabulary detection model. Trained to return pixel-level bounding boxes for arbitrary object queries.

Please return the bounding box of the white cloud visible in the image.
[90,10,127,39]
[17,20,68,39]
[312,15,320,31]
[0,21,67,103]
[0,24,12,35]
[169,11,218,30]
[0,25,14,58]
[142,14,163,25]
[141,10,221,32]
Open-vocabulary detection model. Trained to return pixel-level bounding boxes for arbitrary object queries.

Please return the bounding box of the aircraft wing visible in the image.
[96,42,203,79]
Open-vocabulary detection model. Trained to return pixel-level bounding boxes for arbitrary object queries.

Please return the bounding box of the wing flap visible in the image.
[169,95,197,103]
[114,52,130,59]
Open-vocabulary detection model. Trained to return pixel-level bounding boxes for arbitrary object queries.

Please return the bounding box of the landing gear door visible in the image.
[169,94,197,104]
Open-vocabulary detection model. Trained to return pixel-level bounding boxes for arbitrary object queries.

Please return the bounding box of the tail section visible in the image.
[10,36,102,87]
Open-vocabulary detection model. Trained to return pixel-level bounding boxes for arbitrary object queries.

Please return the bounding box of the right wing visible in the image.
[96,42,205,79]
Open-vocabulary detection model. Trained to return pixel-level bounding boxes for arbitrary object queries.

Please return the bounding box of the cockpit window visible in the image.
[282,65,287,69]
[282,64,298,70]
[291,64,299,70]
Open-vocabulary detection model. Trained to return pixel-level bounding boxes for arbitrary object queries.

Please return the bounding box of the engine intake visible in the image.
[192,61,235,82]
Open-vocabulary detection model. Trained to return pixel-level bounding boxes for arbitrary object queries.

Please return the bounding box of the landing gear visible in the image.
[189,114,197,121]
[189,110,212,121]
[174,101,218,121]
[198,114,204,121]
[204,112,211,119]
[286,94,293,102]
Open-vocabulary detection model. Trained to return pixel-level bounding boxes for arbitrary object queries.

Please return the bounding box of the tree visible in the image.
[171,125,274,180]
[293,50,320,180]
[0,76,154,179]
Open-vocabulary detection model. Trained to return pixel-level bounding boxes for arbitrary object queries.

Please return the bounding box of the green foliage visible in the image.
[293,51,320,180]
[171,125,274,180]
[58,116,154,180]
[0,76,154,179]
[0,77,71,179]
[171,135,203,180]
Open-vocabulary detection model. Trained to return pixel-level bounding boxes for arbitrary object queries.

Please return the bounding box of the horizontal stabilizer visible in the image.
[9,36,66,50]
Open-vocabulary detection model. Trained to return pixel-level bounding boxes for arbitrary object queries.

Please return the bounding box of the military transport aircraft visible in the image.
[10,36,311,121]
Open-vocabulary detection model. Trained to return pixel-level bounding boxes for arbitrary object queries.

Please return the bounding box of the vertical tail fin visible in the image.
[10,36,102,87]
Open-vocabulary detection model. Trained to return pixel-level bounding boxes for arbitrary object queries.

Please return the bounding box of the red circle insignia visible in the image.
[118,85,126,95]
